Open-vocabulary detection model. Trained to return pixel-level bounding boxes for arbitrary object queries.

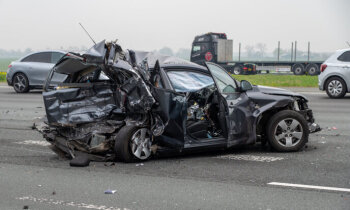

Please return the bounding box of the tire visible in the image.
[306,64,319,76]
[226,66,234,74]
[325,77,347,98]
[115,125,152,162]
[12,72,30,93]
[292,64,305,75]
[233,65,243,75]
[266,110,309,152]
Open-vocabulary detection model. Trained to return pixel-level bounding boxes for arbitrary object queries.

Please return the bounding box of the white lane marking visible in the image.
[215,154,284,162]
[17,196,130,210]
[268,182,350,193]
[15,140,51,147]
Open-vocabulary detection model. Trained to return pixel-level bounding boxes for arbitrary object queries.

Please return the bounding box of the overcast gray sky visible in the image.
[0,0,349,52]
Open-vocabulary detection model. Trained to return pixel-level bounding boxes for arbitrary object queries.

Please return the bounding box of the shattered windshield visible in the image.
[167,71,214,92]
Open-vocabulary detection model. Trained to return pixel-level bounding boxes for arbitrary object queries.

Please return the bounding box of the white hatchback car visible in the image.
[318,48,350,98]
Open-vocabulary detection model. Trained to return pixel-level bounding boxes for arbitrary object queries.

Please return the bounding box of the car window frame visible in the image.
[51,52,65,64]
[21,52,52,63]
[204,62,239,94]
[337,51,350,62]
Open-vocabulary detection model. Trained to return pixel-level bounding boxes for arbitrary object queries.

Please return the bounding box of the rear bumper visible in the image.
[6,75,12,86]
[318,75,325,91]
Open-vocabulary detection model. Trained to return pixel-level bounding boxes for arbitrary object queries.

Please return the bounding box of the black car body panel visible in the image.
[34,40,320,162]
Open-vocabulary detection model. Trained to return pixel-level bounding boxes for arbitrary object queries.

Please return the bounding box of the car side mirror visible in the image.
[240,80,253,92]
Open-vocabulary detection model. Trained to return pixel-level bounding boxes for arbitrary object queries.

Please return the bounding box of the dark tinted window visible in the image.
[337,51,350,62]
[51,52,64,64]
[194,35,211,42]
[192,43,210,54]
[22,52,51,63]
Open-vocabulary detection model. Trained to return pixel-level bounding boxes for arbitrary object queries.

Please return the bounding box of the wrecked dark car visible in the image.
[34,40,320,163]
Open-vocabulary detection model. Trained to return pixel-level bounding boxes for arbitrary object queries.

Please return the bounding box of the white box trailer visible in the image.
[217,39,233,63]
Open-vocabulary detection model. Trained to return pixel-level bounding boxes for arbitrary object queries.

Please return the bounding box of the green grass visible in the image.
[0,72,6,82]
[0,58,18,82]
[232,74,318,87]
[0,58,17,72]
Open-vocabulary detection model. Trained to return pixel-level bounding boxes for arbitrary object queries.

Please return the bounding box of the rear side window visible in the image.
[51,52,64,64]
[21,52,51,63]
[337,51,350,62]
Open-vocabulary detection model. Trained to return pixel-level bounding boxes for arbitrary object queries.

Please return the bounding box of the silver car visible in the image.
[6,51,67,93]
[318,48,350,98]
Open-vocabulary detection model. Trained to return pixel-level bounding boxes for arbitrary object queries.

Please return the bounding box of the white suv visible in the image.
[318,48,350,98]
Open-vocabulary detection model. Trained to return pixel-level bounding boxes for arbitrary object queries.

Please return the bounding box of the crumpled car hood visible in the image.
[252,85,307,100]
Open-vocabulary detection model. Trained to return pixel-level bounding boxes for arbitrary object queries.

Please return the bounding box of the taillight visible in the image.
[8,64,12,68]
[320,64,327,72]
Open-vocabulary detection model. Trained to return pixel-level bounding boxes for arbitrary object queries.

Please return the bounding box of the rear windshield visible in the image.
[167,71,214,92]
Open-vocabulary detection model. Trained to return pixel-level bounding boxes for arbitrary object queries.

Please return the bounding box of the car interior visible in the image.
[165,70,225,140]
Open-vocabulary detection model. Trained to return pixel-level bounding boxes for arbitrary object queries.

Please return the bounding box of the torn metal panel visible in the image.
[43,83,118,126]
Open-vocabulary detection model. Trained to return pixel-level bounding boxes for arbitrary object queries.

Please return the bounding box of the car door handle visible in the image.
[343,66,350,69]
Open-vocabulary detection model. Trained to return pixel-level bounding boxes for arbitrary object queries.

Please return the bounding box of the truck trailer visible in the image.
[190,32,323,75]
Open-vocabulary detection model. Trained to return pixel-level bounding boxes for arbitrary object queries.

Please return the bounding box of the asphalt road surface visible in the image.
[0,84,349,210]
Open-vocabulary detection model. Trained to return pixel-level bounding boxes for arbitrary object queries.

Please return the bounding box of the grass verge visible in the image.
[0,72,6,82]
[232,74,318,87]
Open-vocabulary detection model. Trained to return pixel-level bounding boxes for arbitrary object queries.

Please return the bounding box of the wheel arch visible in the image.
[12,71,31,86]
[256,105,293,139]
[323,75,348,92]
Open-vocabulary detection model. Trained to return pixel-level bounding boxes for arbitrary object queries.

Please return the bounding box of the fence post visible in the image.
[238,42,241,62]
[277,41,280,62]
[294,41,297,62]
[291,42,293,62]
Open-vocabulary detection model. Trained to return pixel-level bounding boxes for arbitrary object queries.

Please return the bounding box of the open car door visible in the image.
[205,62,256,147]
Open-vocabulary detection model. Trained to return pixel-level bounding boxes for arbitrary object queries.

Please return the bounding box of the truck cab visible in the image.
[190,33,232,65]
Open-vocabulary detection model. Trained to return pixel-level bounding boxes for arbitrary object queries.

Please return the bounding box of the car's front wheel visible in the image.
[115,126,152,162]
[325,77,347,98]
[266,110,309,152]
[13,73,30,93]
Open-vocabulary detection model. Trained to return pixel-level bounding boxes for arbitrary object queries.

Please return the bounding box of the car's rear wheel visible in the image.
[13,73,30,93]
[266,110,309,152]
[325,77,347,98]
[115,126,152,162]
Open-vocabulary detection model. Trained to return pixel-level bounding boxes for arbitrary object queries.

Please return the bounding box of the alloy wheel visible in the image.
[130,128,152,160]
[327,80,343,97]
[274,118,303,147]
[13,74,27,92]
